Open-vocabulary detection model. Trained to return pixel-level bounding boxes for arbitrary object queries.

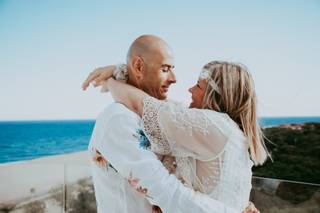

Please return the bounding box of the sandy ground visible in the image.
[0,151,92,204]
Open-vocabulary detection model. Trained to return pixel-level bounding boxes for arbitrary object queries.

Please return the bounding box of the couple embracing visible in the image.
[82,35,267,213]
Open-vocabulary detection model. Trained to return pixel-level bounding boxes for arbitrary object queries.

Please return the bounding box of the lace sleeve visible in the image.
[142,97,171,155]
[142,97,231,161]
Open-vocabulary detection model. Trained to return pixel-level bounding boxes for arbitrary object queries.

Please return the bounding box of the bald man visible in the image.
[87,35,240,213]
[125,35,176,100]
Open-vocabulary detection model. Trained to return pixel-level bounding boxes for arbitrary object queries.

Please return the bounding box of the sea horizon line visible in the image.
[1,116,320,122]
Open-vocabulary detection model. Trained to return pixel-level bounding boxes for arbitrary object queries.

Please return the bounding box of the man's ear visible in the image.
[131,56,144,80]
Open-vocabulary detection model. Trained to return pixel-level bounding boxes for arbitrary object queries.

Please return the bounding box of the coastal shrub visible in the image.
[49,187,64,207]
[0,203,16,213]
[67,178,96,213]
[276,182,319,204]
[68,190,96,213]
[253,122,320,184]
[24,201,45,213]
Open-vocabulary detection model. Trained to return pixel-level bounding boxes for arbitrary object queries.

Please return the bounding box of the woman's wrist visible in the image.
[113,63,128,82]
[100,64,126,93]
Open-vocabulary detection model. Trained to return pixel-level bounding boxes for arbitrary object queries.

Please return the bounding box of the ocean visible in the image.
[0,117,319,164]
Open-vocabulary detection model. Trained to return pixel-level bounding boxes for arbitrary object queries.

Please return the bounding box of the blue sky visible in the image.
[0,0,319,120]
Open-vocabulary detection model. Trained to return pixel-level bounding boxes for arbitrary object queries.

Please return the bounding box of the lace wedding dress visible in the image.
[141,96,253,212]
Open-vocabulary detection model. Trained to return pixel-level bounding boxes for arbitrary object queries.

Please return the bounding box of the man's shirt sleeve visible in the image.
[92,112,237,213]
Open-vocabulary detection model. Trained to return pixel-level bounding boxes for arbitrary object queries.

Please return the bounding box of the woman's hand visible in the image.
[152,205,162,213]
[82,65,116,91]
[242,201,260,213]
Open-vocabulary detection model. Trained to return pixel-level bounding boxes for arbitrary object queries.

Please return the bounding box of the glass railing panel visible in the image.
[0,163,64,213]
[1,163,319,212]
[251,177,320,213]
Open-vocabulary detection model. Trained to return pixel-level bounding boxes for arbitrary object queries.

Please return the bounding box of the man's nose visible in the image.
[168,71,177,83]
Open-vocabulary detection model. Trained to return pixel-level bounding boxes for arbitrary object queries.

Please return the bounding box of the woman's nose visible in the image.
[188,87,193,93]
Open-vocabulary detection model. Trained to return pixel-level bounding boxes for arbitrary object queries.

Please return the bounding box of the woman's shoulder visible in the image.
[200,109,231,126]
[158,103,239,134]
[201,109,246,139]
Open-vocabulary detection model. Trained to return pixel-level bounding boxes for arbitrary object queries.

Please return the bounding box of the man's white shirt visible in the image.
[88,103,237,213]
[89,103,153,212]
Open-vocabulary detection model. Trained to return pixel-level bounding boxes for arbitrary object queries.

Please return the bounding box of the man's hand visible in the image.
[82,65,116,91]
[242,201,259,213]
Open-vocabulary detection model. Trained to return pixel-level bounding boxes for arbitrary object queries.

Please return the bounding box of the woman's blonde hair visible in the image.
[201,61,268,165]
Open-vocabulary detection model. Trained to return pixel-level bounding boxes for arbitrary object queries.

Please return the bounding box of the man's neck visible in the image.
[127,77,139,88]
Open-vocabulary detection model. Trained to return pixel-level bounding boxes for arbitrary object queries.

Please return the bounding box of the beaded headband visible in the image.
[199,68,221,94]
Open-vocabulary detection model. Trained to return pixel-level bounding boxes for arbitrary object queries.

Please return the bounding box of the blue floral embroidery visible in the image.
[136,129,151,150]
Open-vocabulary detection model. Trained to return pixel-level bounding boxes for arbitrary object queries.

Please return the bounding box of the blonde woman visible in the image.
[84,61,266,212]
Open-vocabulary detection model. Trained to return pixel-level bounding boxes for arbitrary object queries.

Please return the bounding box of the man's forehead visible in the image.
[160,54,175,67]
[159,45,174,61]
